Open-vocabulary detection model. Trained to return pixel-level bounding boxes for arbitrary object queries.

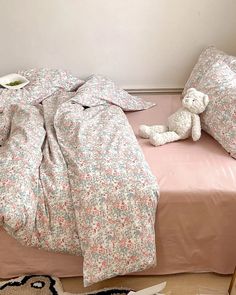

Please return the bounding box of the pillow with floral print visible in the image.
[0,68,84,108]
[196,60,236,158]
[183,46,236,96]
[72,74,155,111]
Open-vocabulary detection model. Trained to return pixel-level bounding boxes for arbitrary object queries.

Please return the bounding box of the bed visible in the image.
[0,93,236,279]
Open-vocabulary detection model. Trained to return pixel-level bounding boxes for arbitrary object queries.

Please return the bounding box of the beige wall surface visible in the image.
[0,0,236,89]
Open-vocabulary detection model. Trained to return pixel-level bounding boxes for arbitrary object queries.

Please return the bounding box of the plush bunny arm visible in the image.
[191,114,201,141]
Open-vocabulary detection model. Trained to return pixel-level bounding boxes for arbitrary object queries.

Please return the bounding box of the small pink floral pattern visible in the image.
[72,74,156,110]
[0,68,84,108]
[183,47,236,158]
[183,46,236,96]
[0,71,158,286]
[198,61,236,158]
[0,68,84,146]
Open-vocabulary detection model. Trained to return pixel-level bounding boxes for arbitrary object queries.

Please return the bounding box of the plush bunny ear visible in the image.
[203,94,209,106]
[187,87,196,94]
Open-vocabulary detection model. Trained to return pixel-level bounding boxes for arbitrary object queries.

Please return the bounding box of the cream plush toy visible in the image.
[139,88,209,146]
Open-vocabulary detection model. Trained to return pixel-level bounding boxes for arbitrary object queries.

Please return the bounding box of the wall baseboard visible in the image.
[126,88,183,94]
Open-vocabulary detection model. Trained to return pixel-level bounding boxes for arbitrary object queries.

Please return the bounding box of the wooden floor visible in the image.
[61,273,231,295]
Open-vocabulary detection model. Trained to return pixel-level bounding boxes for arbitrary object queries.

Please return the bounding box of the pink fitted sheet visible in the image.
[1,94,236,278]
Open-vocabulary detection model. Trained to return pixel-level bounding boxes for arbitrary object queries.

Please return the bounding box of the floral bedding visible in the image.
[182,47,236,158]
[0,70,159,286]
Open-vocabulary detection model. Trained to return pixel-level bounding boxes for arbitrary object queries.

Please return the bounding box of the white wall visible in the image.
[1,0,236,89]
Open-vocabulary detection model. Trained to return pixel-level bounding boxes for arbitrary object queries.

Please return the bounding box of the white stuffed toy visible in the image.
[139,88,209,146]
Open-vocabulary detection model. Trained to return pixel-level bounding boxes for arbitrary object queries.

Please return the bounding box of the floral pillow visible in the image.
[183,46,236,96]
[72,74,155,111]
[196,60,236,158]
[0,68,84,107]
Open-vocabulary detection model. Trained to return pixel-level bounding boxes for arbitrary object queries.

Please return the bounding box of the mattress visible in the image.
[1,94,236,278]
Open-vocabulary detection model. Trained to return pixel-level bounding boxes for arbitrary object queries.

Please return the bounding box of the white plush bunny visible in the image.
[139,88,209,146]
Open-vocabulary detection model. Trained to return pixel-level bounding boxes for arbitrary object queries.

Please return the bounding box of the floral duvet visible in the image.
[0,70,159,286]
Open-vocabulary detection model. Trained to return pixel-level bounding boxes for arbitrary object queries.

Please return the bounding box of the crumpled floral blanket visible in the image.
[0,69,159,286]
